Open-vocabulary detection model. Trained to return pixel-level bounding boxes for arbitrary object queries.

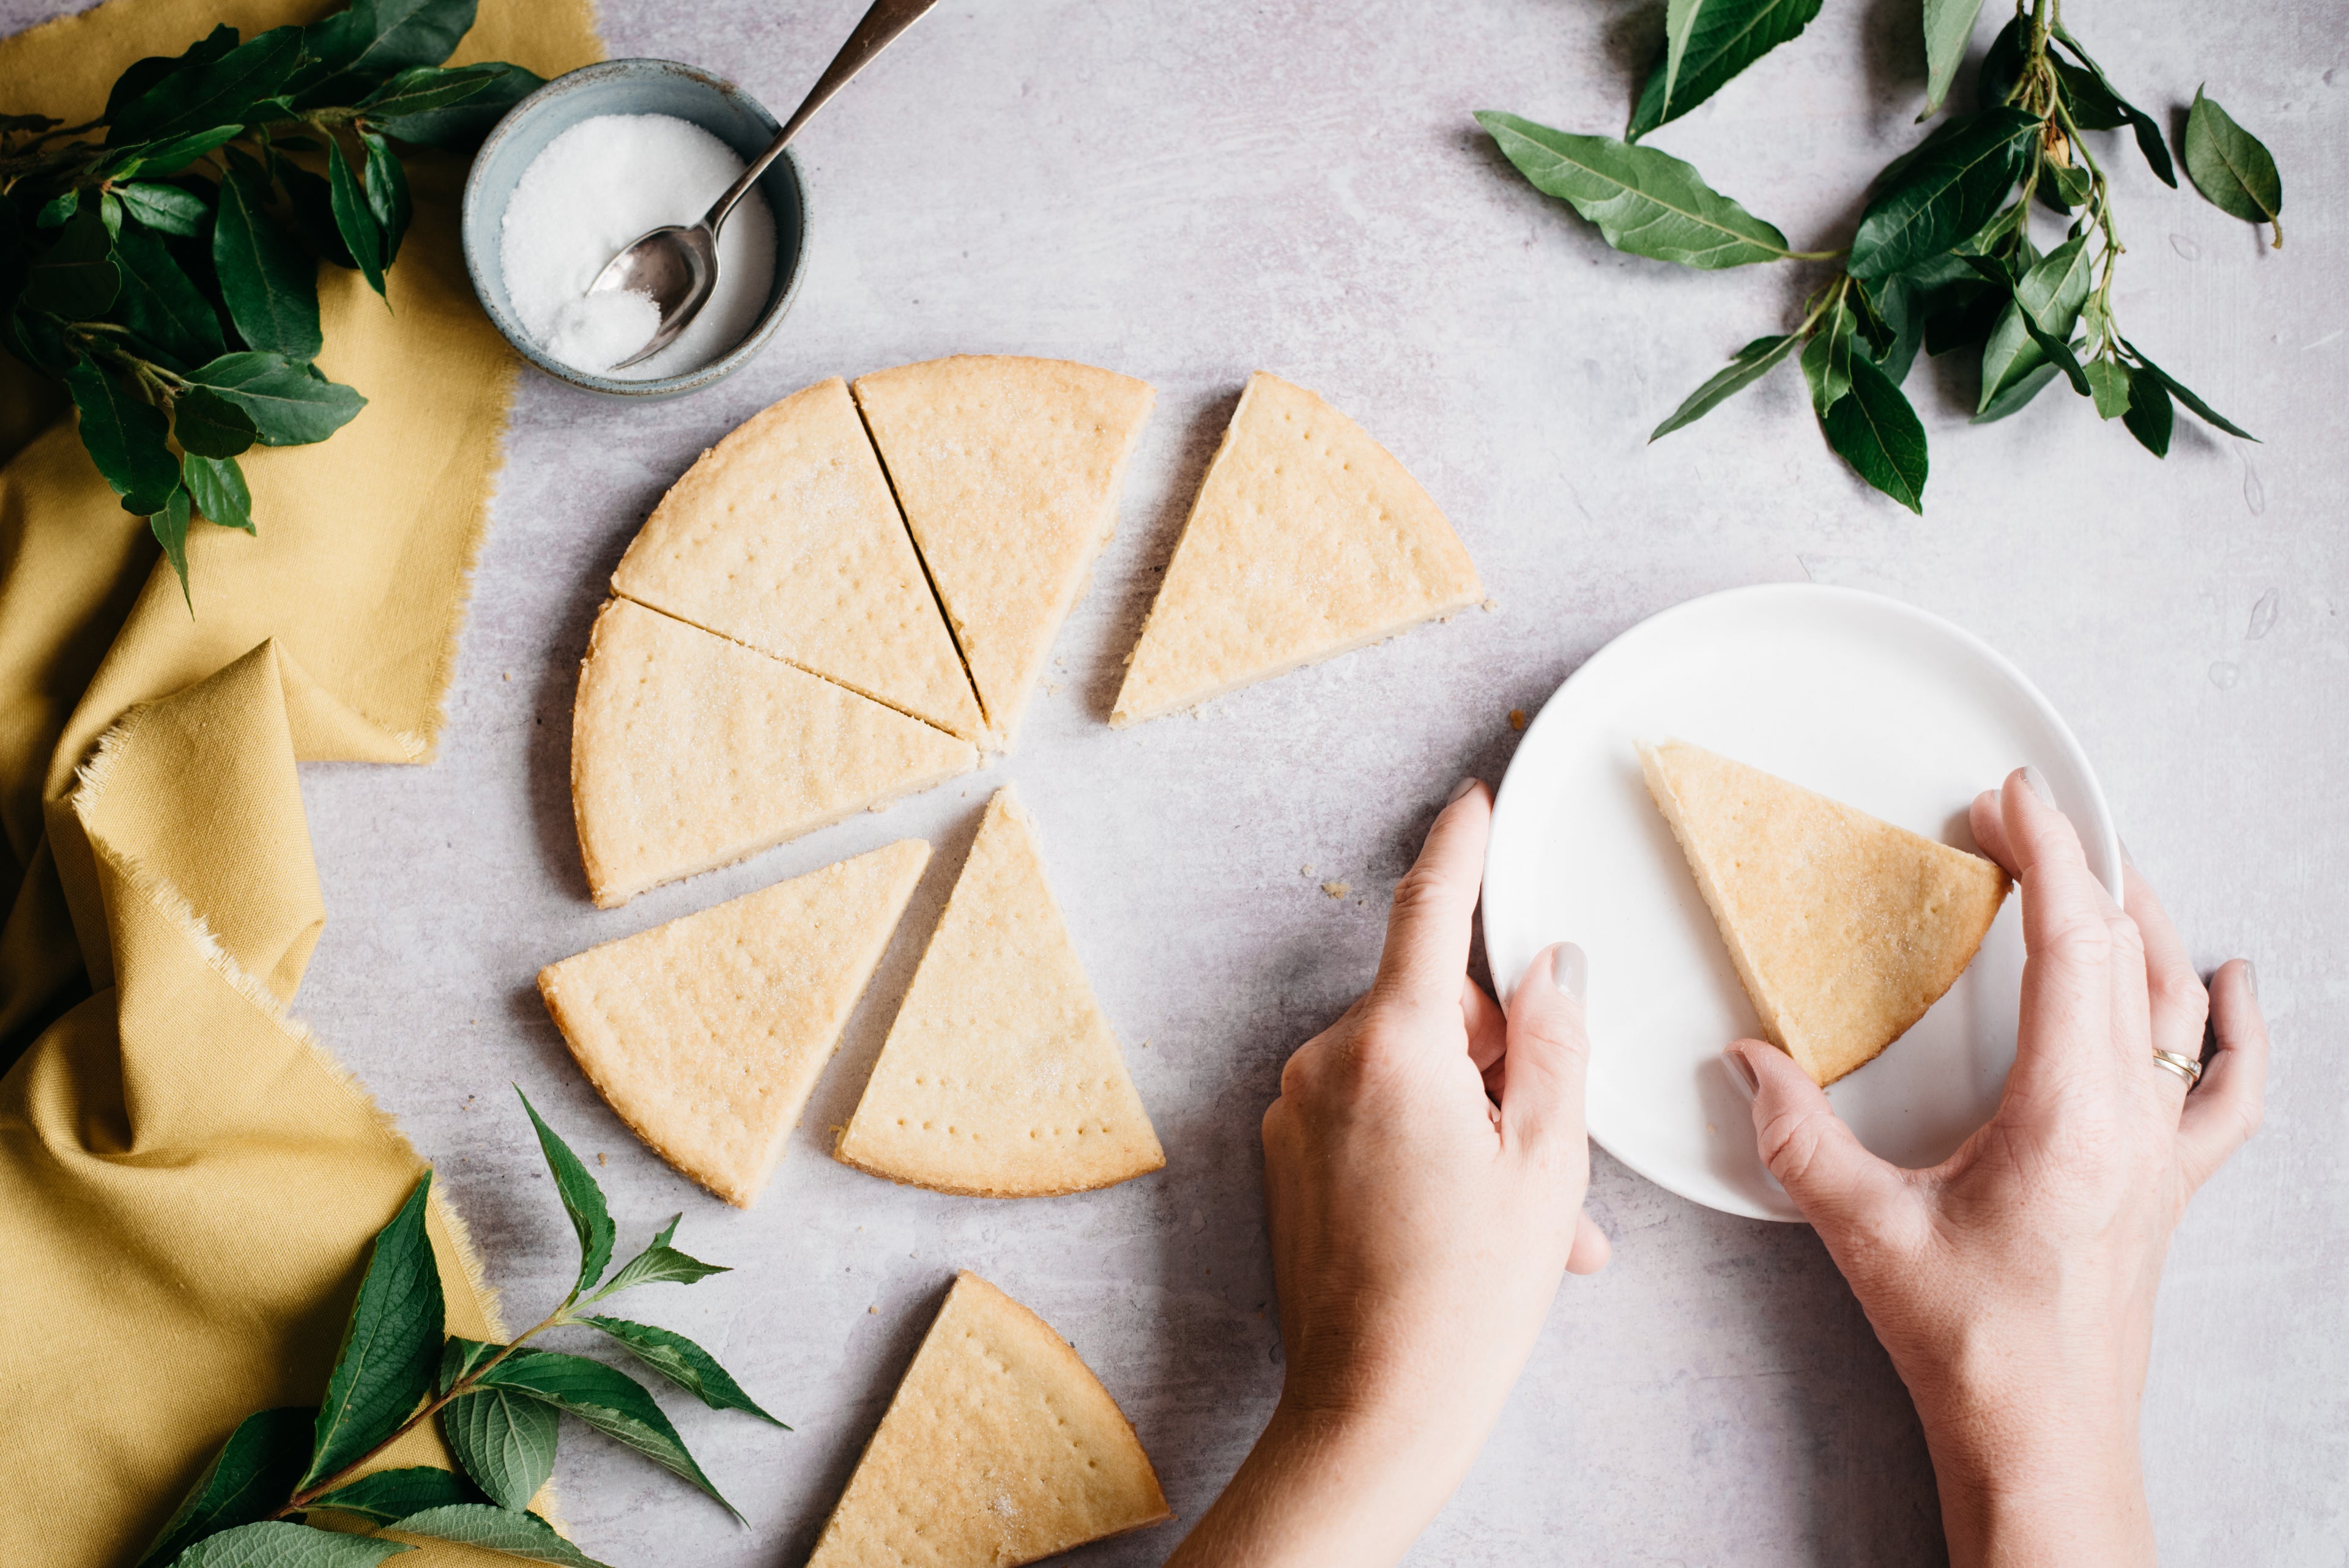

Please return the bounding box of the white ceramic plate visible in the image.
[1482,584,2120,1222]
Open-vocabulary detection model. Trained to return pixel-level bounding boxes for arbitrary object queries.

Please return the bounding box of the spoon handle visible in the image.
[702,0,943,233]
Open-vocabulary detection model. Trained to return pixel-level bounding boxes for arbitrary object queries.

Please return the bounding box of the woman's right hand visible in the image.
[1724,769,2268,1567]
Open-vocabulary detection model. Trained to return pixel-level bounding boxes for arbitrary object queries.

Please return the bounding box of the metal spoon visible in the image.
[590,0,942,369]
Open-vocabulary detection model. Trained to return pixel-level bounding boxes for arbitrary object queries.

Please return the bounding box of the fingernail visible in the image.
[1551,941,1586,999]
[2243,960,2258,1001]
[2022,765,2054,807]
[2119,835,2136,867]
[1448,775,1480,804]
[1721,1046,1759,1103]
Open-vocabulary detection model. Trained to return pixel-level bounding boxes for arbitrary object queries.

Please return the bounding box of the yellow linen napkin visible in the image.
[0,1,599,1562]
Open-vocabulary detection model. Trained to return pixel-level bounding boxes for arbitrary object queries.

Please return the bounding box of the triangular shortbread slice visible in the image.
[807,1271,1171,1567]
[571,598,975,907]
[610,377,985,742]
[852,356,1156,747]
[836,788,1164,1196]
[1638,739,2011,1085]
[538,840,930,1207]
[1111,371,1482,727]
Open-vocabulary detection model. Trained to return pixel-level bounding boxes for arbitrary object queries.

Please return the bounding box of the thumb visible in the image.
[1724,1040,1912,1237]
[1499,941,1591,1155]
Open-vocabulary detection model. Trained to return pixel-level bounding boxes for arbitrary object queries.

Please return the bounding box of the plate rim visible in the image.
[1481,582,2123,1222]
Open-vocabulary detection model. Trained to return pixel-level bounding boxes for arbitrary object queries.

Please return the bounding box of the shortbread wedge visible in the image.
[611,377,984,742]
[1111,371,1482,726]
[836,788,1164,1196]
[852,356,1155,747]
[538,840,930,1207]
[1638,739,2011,1085]
[807,1271,1171,1567]
[571,598,974,907]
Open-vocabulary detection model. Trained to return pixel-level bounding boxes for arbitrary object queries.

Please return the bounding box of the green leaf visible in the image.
[213,163,321,358]
[1819,354,1928,514]
[26,204,119,319]
[2119,337,2256,441]
[1848,108,2036,281]
[4,306,79,377]
[177,1521,414,1567]
[2181,87,2283,247]
[1627,0,1822,141]
[114,124,244,177]
[360,131,411,267]
[1971,237,2090,412]
[1799,297,1857,413]
[516,1087,615,1296]
[2036,157,2093,215]
[300,1170,446,1491]
[2083,357,2131,420]
[281,163,357,269]
[175,387,258,458]
[111,223,225,368]
[305,1466,484,1525]
[356,64,507,120]
[475,1348,740,1518]
[1921,0,1984,116]
[37,189,80,227]
[1972,358,2060,423]
[109,26,304,146]
[374,62,544,148]
[2052,25,2175,187]
[442,1388,560,1510]
[328,139,387,298]
[189,352,365,445]
[1650,333,1800,441]
[150,485,194,608]
[116,182,211,237]
[183,451,254,530]
[64,358,177,511]
[1477,112,1802,268]
[2121,363,2173,457]
[298,0,483,105]
[135,1407,315,1568]
[592,1215,729,1296]
[104,24,240,123]
[577,1317,787,1427]
[385,1505,612,1568]
[440,1334,508,1393]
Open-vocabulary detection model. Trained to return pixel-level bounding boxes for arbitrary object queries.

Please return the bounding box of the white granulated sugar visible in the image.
[500,113,777,380]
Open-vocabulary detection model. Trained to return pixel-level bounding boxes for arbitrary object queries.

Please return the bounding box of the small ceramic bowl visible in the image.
[460,58,809,399]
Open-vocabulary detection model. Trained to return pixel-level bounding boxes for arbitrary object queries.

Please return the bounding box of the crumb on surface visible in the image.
[596,1152,606,1166]
[1299,863,1315,876]
[1321,880,1351,899]
[1508,708,1527,731]
[868,1304,878,1314]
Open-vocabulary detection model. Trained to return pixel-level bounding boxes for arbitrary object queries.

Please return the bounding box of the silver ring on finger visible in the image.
[2151,1047,2203,1088]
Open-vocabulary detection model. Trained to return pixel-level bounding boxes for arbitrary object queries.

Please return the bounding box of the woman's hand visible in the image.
[1165,778,1608,1568]
[1726,770,2268,1568]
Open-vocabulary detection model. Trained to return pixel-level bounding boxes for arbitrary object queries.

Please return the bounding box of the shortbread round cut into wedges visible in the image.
[807,1271,1171,1567]
[836,787,1164,1197]
[1113,370,1483,726]
[570,597,974,907]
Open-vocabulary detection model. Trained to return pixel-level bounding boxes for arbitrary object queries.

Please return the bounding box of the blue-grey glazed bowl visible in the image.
[460,59,809,399]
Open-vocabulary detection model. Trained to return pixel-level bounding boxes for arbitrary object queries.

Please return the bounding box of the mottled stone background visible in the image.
[9,0,2342,1562]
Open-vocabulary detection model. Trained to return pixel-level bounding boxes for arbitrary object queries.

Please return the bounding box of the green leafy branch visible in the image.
[0,0,545,607]
[135,1088,782,1568]
[1480,0,2283,513]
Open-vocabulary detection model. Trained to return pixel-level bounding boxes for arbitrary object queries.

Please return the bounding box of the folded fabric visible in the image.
[0,1,601,1562]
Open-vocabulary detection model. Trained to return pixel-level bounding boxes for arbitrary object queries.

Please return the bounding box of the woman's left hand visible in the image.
[1165,778,1608,1568]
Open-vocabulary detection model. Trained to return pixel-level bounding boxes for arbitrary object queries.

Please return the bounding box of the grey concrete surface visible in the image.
[13,0,2346,1563]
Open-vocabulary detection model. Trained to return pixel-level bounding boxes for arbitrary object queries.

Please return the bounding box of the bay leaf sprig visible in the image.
[1481,0,2277,514]
[0,0,546,607]
[136,1087,782,1568]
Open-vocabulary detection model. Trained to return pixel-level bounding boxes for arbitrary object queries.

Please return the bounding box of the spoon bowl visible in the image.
[590,223,718,368]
